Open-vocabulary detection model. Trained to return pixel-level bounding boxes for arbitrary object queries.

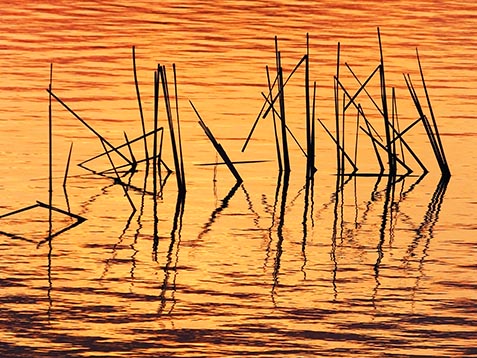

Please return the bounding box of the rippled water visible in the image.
[1,1,477,357]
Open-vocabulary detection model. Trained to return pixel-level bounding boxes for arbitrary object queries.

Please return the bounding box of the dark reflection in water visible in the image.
[158,193,185,315]
[405,176,449,263]
[373,175,394,307]
[47,239,53,323]
[408,176,450,298]
[300,175,315,279]
[271,171,290,306]
[99,208,135,281]
[197,181,242,240]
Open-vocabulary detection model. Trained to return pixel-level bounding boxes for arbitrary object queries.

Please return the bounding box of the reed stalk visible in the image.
[63,142,73,187]
[316,117,358,173]
[361,107,384,174]
[354,110,360,171]
[391,88,402,166]
[262,54,307,120]
[173,64,186,195]
[78,127,163,171]
[305,33,314,178]
[416,49,450,177]
[123,132,137,173]
[132,46,149,163]
[152,68,160,251]
[334,42,341,175]
[275,37,290,173]
[100,138,136,211]
[48,63,53,241]
[241,99,268,153]
[260,92,307,157]
[267,65,282,172]
[377,28,396,176]
[311,80,317,174]
[160,65,185,194]
[341,92,346,176]
[344,64,381,112]
[404,74,442,174]
[190,100,243,183]
[47,89,132,166]
[360,120,413,175]
[153,68,159,201]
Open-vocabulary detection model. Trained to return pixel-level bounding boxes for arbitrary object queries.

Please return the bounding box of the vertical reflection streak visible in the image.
[241,185,261,228]
[272,171,290,306]
[372,175,394,308]
[100,209,135,281]
[197,181,241,240]
[409,177,450,302]
[301,178,313,280]
[47,238,53,323]
[159,193,185,315]
[330,174,342,301]
[264,172,282,272]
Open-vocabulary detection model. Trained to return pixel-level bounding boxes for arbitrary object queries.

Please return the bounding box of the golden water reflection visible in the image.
[1,0,477,356]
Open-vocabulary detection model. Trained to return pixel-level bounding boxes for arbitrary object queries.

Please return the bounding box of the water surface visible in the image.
[1,1,477,357]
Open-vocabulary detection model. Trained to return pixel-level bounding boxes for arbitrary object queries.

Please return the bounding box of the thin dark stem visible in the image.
[416,49,450,176]
[378,28,395,175]
[190,100,243,183]
[267,66,282,172]
[47,89,132,166]
[173,64,186,194]
[132,46,149,163]
[63,142,73,187]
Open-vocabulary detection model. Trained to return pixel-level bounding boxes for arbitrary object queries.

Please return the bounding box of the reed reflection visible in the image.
[301,175,315,279]
[405,177,450,295]
[271,171,290,306]
[197,181,242,241]
[372,175,395,306]
[329,173,351,300]
[99,208,135,282]
[264,171,283,272]
[158,192,185,315]
[320,169,450,306]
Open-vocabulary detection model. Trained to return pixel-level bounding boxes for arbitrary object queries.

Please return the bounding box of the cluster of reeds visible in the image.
[0,29,450,249]
[0,47,191,246]
[326,28,450,180]
[242,34,317,179]
[241,28,450,183]
[0,64,86,245]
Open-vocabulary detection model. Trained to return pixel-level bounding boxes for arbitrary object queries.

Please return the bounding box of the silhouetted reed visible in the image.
[190,100,243,183]
[79,128,168,176]
[325,28,449,179]
[48,63,53,232]
[305,33,316,178]
[36,201,87,247]
[403,52,451,177]
[63,142,74,188]
[132,46,149,163]
[0,65,86,245]
[243,36,311,175]
[378,28,396,176]
[99,138,137,212]
[47,90,133,168]
[316,116,358,174]
[159,64,187,196]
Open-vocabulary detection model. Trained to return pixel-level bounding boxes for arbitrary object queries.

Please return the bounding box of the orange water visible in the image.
[1,1,476,357]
